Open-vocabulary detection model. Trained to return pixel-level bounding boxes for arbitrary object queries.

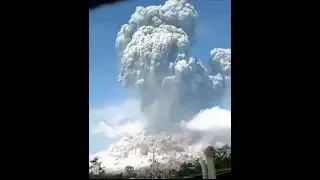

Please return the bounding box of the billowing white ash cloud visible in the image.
[115,0,231,133]
[208,48,231,77]
[90,104,231,171]
[90,0,231,171]
[208,48,231,110]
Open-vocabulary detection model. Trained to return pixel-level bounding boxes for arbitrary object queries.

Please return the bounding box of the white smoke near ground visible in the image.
[90,106,231,171]
[90,0,231,172]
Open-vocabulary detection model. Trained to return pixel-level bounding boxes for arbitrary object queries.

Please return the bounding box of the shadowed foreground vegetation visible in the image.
[89,145,231,179]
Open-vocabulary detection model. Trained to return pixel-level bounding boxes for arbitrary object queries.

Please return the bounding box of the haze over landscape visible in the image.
[89,0,231,172]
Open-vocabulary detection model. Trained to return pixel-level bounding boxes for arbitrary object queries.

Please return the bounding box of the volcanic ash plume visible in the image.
[90,0,231,171]
[209,48,231,77]
[115,0,231,133]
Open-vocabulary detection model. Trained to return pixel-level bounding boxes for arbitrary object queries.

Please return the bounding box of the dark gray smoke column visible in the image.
[115,0,231,133]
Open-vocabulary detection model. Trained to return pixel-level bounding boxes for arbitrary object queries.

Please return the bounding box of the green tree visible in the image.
[176,160,202,177]
[89,157,108,179]
[193,158,203,174]
[174,145,231,178]
[125,165,134,173]
[124,165,137,178]
[213,145,231,170]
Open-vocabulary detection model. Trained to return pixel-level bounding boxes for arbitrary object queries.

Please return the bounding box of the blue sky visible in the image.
[89,0,230,155]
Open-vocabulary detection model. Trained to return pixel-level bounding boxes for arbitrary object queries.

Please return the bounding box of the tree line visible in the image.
[89,145,231,179]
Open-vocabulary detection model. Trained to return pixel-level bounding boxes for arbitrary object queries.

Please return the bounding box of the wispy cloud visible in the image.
[93,120,143,139]
[89,99,145,139]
